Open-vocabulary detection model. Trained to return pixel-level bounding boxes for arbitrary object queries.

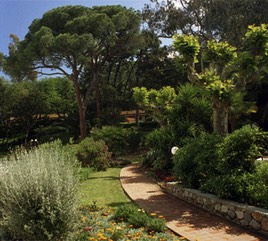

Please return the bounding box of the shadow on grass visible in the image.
[86,176,119,180]
[107,201,130,208]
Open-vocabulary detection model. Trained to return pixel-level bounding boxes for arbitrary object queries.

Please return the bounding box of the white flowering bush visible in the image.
[0,140,80,241]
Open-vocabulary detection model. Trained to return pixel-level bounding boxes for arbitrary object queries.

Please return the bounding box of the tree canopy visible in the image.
[4,5,144,139]
[142,0,268,46]
[172,24,268,134]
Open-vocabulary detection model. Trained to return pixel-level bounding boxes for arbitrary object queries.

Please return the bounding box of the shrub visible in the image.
[173,133,222,188]
[201,174,251,202]
[114,204,166,232]
[91,126,142,156]
[217,126,268,174]
[246,162,268,208]
[0,141,80,241]
[75,137,111,171]
[168,83,212,142]
[201,126,268,203]
[142,126,176,171]
[146,217,166,233]
[114,203,138,221]
[35,124,73,144]
[172,126,268,205]
[128,212,151,229]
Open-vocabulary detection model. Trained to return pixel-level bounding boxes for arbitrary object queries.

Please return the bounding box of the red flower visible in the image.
[84,226,92,231]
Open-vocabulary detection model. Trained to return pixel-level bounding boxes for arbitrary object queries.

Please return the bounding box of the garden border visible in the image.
[159,182,268,237]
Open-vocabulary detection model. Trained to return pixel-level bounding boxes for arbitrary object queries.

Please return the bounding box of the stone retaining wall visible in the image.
[159,182,268,237]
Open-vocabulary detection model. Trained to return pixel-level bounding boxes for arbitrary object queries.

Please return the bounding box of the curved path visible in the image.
[120,164,267,241]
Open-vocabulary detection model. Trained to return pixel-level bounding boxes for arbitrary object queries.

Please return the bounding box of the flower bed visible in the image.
[76,205,187,241]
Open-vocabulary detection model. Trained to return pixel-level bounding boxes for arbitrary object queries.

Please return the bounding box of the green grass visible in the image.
[79,167,130,207]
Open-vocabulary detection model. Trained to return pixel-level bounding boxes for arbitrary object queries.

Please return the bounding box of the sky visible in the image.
[0,0,152,56]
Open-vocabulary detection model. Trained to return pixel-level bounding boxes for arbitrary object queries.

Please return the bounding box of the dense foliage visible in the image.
[173,133,222,189]
[139,83,212,173]
[0,77,78,151]
[90,126,142,157]
[142,126,176,172]
[3,5,146,139]
[172,24,268,134]
[0,141,80,241]
[0,2,268,213]
[75,137,111,171]
[173,126,268,208]
[142,0,268,46]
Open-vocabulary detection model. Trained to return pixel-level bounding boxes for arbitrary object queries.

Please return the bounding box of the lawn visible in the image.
[79,167,130,207]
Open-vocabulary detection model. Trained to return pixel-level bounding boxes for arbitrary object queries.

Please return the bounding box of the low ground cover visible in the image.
[75,205,186,241]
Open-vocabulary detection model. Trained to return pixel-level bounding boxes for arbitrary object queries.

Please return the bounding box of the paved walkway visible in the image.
[120,164,268,241]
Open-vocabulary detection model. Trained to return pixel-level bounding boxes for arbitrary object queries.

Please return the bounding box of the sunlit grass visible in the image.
[79,167,130,207]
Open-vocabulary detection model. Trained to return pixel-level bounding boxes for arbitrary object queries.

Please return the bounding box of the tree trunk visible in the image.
[78,101,87,139]
[229,115,237,133]
[135,107,139,126]
[212,98,229,135]
[93,69,101,128]
[72,77,87,139]
[95,81,101,128]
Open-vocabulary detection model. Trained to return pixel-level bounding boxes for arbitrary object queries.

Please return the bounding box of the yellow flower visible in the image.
[105,228,113,233]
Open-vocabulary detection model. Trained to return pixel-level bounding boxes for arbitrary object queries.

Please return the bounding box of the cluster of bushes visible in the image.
[90,126,142,157]
[173,126,268,208]
[141,124,206,175]
[141,84,212,174]
[74,126,143,171]
[0,138,178,241]
[0,141,80,241]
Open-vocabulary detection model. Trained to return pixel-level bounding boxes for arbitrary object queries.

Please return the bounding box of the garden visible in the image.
[1,120,268,240]
[0,139,186,241]
[1,1,268,240]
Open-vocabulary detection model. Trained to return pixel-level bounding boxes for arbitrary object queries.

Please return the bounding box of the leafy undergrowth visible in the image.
[75,205,187,241]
